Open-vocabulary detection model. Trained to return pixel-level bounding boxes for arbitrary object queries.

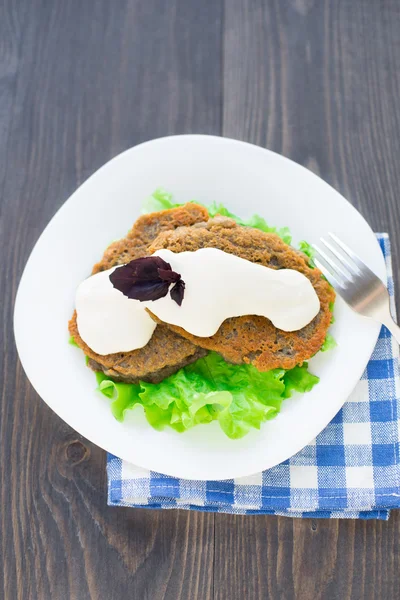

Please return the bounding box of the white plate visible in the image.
[14,135,386,480]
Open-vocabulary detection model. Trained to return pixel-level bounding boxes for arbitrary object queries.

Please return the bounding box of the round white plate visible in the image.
[14,135,386,480]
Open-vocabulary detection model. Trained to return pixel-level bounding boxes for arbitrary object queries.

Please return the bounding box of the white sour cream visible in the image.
[75,266,156,355]
[75,248,320,355]
[150,248,320,336]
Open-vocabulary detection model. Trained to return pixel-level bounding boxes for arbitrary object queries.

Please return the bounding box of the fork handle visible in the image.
[382,315,400,344]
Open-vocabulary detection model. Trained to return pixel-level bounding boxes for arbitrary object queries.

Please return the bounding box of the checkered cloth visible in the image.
[107,234,400,519]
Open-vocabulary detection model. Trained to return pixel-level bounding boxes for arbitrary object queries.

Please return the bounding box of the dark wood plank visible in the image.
[0,3,30,597]
[219,1,400,599]
[0,0,222,598]
[214,513,400,600]
[0,0,27,207]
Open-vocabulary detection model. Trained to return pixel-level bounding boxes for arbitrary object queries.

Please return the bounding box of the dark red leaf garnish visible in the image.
[122,280,170,301]
[157,268,180,284]
[170,279,185,306]
[109,256,185,305]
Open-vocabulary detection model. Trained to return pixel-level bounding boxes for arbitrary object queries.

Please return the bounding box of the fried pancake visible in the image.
[69,204,209,382]
[69,313,207,383]
[148,217,335,371]
[92,202,209,274]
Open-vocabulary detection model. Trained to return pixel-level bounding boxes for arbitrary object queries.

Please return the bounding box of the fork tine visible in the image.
[328,232,367,272]
[313,257,345,293]
[312,243,352,282]
[319,237,361,278]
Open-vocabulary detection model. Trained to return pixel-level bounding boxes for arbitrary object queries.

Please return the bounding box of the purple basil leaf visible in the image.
[170,279,185,306]
[109,264,138,295]
[128,256,171,281]
[157,268,180,284]
[125,280,170,301]
[110,255,186,305]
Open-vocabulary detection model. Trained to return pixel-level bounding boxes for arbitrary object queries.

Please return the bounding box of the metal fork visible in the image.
[313,233,400,343]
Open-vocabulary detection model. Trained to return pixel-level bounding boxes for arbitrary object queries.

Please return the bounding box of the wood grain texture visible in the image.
[218,1,400,599]
[0,0,221,598]
[2,0,400,598]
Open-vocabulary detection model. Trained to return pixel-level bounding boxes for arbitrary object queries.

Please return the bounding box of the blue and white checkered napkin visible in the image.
[107,234,400,520]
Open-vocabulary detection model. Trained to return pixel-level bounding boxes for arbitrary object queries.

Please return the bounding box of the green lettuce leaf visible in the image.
[96,352,319,439]
[95,371,142,421]
[298,240,316,269]
[141,188,182,213]
[282,363,320,398]
[298,240,315,260]
[321,333,337,353]
[329,301,335,324]
[68,335,79,347]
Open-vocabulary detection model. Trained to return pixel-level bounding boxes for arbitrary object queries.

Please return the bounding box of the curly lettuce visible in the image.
[321,333,337,352]
[96,352,319,439]
[298,240,315,265]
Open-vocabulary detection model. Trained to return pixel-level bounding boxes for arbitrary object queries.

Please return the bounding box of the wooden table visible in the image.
[1,1,400,598]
